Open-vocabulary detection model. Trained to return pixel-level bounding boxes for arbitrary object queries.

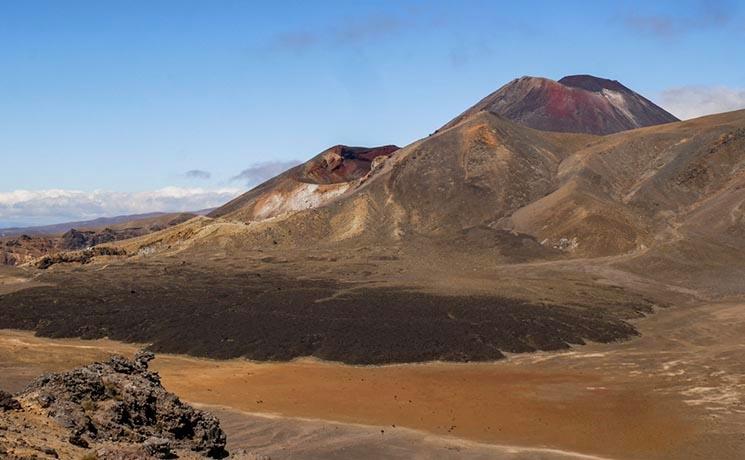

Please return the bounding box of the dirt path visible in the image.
[206,405,618,460]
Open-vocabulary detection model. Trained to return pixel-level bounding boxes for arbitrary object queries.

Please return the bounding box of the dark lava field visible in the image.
[0,261,649,365]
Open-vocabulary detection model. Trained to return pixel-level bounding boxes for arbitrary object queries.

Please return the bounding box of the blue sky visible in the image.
[1,0,744,226]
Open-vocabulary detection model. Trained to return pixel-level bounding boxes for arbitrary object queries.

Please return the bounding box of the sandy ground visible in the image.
[208,406,618,460]
[1,300,744,459]
[0,266,48,295]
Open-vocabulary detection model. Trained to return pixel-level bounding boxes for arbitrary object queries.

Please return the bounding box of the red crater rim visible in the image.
[441,74,679,135]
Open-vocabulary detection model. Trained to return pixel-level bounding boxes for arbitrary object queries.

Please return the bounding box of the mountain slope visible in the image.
[191,108,745,266]
[333,109,745,258]
[206,75,678,234]
[210,144,399,222]
[440,74,679,135]
[3,77,745,366]
[132,107,745,265]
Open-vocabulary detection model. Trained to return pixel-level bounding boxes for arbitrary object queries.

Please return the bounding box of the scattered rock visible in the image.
[37,393,55,408]
[40,446,59,458]
[134,350,155,369]
[69,432,89,448]
[143,436,175,458]
[552,237,579,251]
[0,390,21,411]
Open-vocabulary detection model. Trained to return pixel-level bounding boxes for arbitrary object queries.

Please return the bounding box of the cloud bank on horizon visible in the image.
[659,86,745,120]
[0,187,241,228]
[0,160,306,228]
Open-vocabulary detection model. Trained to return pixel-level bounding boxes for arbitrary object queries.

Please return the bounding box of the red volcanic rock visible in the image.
[209,144,400,222]
[441,74,679,135]
[300,145,400,184]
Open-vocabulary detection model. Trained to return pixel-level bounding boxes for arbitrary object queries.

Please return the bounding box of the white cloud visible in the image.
[659,86,745,120]
[0,187,242,228]
[620,0,733,38]
[184,169,211,180]
[231,160,301,185]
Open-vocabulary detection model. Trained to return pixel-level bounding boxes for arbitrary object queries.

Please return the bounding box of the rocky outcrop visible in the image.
[0,352,228,459]
[34,246,127,269]
[60,228,119,250]
[301,145,400,184]
[1,250,18,266]
[1,214,197,267]
[1,235,56,266]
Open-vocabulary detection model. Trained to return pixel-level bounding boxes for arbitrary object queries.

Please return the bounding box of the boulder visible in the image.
[0,390,20,411]
[21,352,228,458]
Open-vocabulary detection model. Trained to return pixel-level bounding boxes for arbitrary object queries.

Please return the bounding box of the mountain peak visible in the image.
[441,74,679,135]
[557,74,630,93]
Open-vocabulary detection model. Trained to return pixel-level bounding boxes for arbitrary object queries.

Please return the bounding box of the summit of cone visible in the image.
[440,74,679,135]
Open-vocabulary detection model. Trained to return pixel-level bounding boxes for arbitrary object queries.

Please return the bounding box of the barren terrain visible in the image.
[0,253,650,364]
[2,79,744,458]
[1,297,743,459]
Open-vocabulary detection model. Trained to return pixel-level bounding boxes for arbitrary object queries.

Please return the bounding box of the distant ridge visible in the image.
[0,209,213,237]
